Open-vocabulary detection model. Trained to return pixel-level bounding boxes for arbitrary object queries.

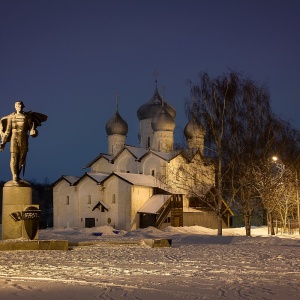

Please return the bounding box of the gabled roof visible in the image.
[181,148,200,162]
[149,149,182,162]
[83,145,146,169]
[83,144,208,172]
[74,172,110,185]
[113,172,173,191]
[110,144,147,161]
[124,145,148,159]
[138,194,171,214]
[72,171,176,193]
[92,200,110,212]
[88,171,179,194]
[83,153,113,169]
[52,175,81,187]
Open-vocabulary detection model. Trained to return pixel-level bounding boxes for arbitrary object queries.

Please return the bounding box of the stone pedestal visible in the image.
[2,181,38,240]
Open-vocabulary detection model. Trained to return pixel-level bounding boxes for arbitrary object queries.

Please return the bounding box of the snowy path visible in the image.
[0,230,300,299]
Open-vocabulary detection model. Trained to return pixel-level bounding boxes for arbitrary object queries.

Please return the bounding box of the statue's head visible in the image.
[15,101,25,112]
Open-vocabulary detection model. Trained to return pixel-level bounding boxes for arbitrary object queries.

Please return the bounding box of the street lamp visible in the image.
[271,156,285,174]
[271,156,300,234]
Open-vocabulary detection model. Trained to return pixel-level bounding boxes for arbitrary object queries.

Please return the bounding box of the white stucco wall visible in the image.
[131,185,154,230]
[102,176,129,230]
[91,157,113,173]
[152,131,174,152]
[76,177,105,228]
[107,134,126,155]
[114,150,140,173]
[166,153,215,195]
[141,153,167,178]
[139,118,153,148]
[53,180,78,228]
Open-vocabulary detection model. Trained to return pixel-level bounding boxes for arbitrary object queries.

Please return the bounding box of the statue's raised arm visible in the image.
[0,101,47,185]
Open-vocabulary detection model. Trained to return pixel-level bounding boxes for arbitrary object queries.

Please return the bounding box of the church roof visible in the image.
[72,171,178,194]
[105,111,128,136]
[184,116,205,139]
[73,172,110,185]
[137,82,176,120]
[181,148,201,162]
[112,145,148,161]
[52,175,81,187]
[138,194,172,214]
[125,145,148,158]
[151,105,175,132]
[83,145,203,171]
[149,149,182,161]
[83,153,113,169]
[113,172,173,191]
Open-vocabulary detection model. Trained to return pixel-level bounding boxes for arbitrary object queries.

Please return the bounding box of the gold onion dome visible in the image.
[105,111,128,136]
[184,116,205,139]
[137,83,176,120]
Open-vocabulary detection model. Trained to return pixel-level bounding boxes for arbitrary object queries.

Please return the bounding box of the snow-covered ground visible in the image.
[0,225,300,299]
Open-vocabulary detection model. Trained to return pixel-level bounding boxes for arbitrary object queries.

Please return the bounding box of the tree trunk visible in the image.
[269,212,275,235]
[217,154,223,236]
[217,215,223,235]
[244,214,252,236]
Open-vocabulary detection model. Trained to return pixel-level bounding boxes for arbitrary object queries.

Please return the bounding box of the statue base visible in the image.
[1,182,39,240]
[0,240,69,251]
[4,179,31,187]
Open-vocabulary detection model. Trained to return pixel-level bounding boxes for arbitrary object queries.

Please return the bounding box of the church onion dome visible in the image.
[151,106,175,132]
[184,117,205,139]
[137,84,176,120]
[105,111,128,136]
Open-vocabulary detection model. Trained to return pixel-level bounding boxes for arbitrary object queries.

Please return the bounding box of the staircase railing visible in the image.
[156,196,172,229]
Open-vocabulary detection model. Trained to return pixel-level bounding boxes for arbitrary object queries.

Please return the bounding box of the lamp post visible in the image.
[269,156,285,235]
[267,156,279,235]
[272,156,300,234]
[296,170,300,234]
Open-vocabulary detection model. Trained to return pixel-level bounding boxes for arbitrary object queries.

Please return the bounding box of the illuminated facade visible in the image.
[53,80,217,231]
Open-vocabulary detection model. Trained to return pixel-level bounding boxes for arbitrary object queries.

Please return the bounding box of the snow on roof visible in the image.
[181,148,199,162]
[111,144,147,161]
[124,145,148,159]
[52,175,81,186]
[114,172,174,192]
[150,149,182,161]
[83,144,199,171]
[138,194,171,214]
[73,172,110,185]
[83,153,113,169]
[183,207,206,213]
[87,172,110,183]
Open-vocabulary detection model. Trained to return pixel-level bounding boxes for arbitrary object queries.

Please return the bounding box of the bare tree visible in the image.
[186,71,240,235]
[223,78,275,236]
[184,71,300,236]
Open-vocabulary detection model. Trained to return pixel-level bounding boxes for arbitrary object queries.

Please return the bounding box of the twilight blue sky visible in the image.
[0,0,299,183]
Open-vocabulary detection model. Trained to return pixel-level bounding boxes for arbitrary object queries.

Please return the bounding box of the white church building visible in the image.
[53,80,231,231]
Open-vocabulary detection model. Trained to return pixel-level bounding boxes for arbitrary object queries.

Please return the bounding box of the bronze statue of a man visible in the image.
[0,101,47,184]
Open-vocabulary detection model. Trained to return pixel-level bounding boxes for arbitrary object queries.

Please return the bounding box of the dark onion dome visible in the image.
[137,84,176,120]
[105,111,128,135]
[151,106,175,132]
[184,116,205,139]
